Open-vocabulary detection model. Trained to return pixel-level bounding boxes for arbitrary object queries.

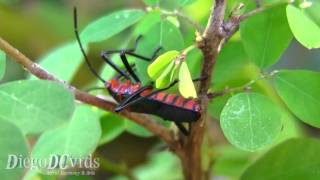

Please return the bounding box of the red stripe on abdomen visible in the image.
[164,94,176,104]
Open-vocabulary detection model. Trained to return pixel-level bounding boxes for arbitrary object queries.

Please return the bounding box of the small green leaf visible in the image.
[178,62,197,98]
[220,93,282,151]
[274,70,320,127]
[170,60,180,82]
[0,50,5,80]
[31,42,86,82]
[134,20,184,83]
[286,5,320,49]
[0,80,75,134]
[99,113,125,145]
[32,105,101,161]
[125,120,153,137]
[148,50,179,81]
[81,10,145,43]
[241,138,320,180]
[155,61,175,88]
[0,121,28,180]
[143,0,159,6]
[240,5,292,67]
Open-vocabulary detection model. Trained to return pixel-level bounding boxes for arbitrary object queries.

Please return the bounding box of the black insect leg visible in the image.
[100,52,131,80]
[116,84,153,110]
[114,80,179,112]
[150,46,162,60]
[175,122,190,136]
[101,36,152,61]
[119,51,141,83]
[114,64,136,80]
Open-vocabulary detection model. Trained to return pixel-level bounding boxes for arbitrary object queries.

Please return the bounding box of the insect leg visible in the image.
[174,122,190,136]
[119,51,140,83]
[100,52,131,80]
[151,46,162,60]
[115,84,153,112]
[192,76,208,82]
[114,80,178,112]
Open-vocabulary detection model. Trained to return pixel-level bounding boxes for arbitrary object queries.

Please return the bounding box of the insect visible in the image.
[73,8,202,135]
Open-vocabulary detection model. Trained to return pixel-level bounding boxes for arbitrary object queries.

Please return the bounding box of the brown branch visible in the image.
[176,0,227,179]
[177,2,289,178]
[0,37,175,145]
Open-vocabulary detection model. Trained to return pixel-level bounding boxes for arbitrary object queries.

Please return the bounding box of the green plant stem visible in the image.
[240,0,290,21]
[208,70,280,98]
[182,44,196,55]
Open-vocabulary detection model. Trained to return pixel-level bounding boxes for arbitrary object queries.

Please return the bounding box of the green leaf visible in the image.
[125,120,153,137]
[274,70,320,127]
[0,80,75,134]
[212,41,250,90]
[143,0,159,6]
[241,138,320,180]
[286,4,320,49]
[178,62,197,98]
[99,113,125,145]
[220,93,282,151]
[134,20,184,83]
[148,50,179,80]
[32,105,101,161]
[155,61,175,88]
[133,11,161,36]
[81,10,145,43]
[240,5,292,67]
[0,50,5,80]
[0,121,28,180]
[31,42,86,82]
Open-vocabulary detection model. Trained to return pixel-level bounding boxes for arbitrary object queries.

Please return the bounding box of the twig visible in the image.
[223,1,289,38]
[176,0,227,179]
[207,70,280,99]
[0,37,175,145]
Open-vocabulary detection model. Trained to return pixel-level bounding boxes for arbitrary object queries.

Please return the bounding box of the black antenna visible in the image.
[73,7,106,83]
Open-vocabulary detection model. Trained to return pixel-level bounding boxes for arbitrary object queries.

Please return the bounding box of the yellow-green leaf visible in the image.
[170,62,181,82]
[178,62,197,98]
[155,61,175,88]
[148,50,179,80]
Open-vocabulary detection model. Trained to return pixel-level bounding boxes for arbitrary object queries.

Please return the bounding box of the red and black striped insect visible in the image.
[73,8,202,135]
